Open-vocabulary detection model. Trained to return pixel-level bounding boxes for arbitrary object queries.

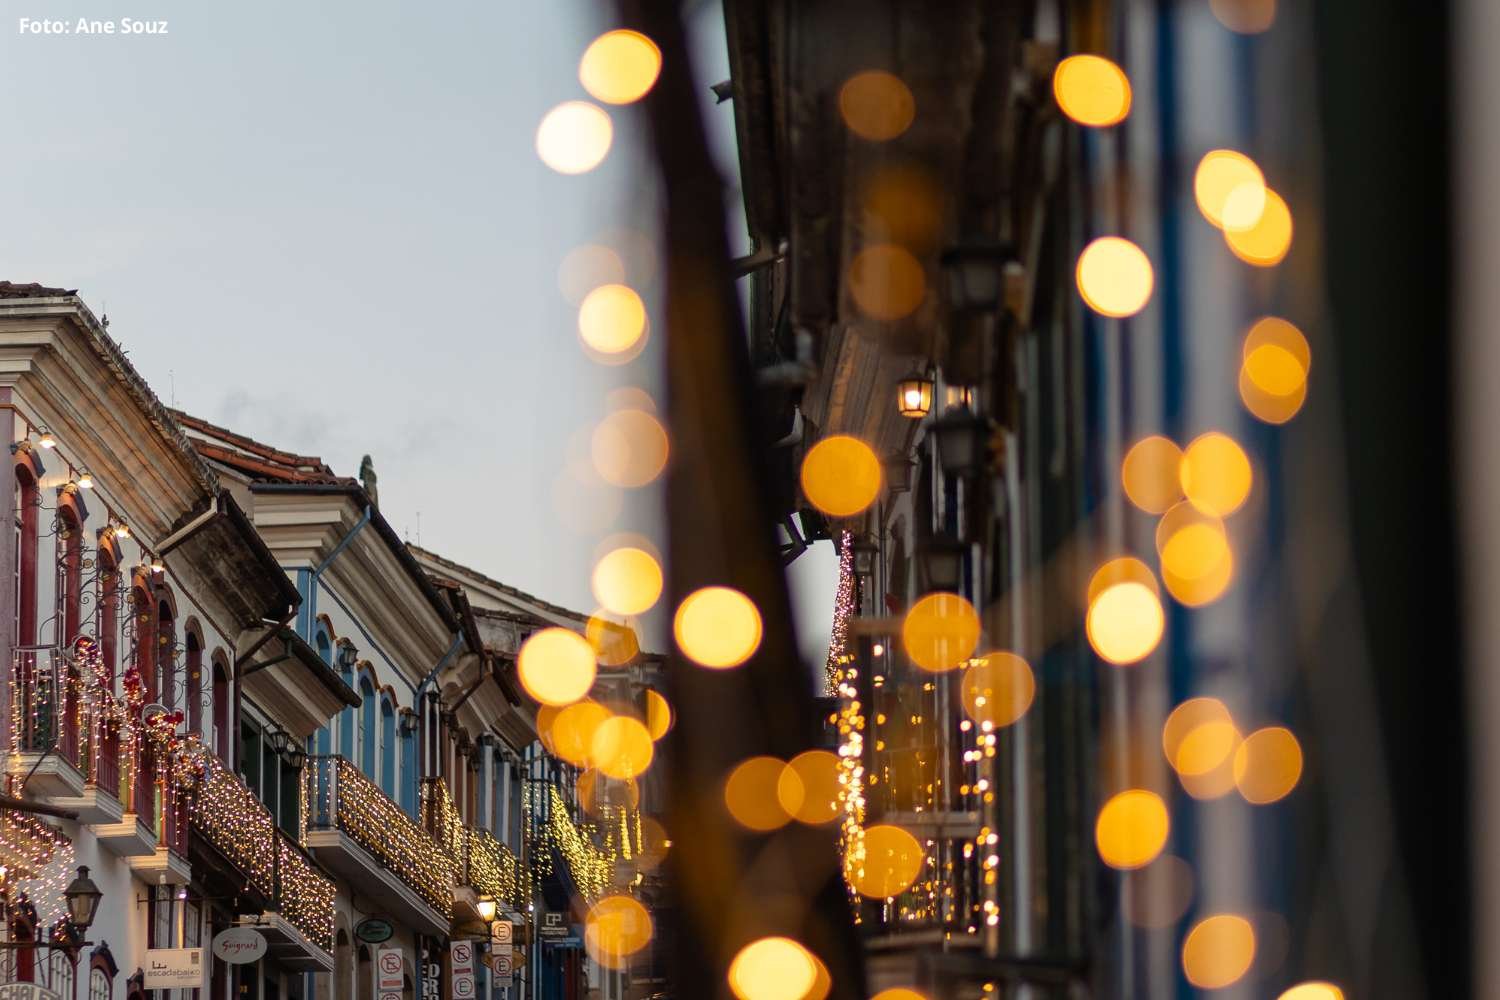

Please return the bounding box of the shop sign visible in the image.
[376,945,404,1000]
[449,941,475,1000]
[357,917,396,944]
[211,927,266,965]
[536,912,570,939]
[144,948,205,990]
[0,985,65,1000]
[420,962,441,1000]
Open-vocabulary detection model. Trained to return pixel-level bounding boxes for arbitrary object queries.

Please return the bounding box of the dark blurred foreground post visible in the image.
[611,2,868,998]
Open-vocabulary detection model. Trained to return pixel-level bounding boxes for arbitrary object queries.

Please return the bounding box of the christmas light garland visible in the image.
[827,532,868,908]
[527,786,613,900]
[420,779,529,911]
[0,805,74,926]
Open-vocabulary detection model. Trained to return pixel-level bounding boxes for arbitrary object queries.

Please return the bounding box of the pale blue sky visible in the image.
[0,0,836,664]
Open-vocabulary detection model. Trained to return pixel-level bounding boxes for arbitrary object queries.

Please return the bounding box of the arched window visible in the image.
[337,643,355,760]
[358,674,376,779]
[315,627,333,758]
[399,716,417,817]
[59,504,82,644]
[184,626,203,736]
[156,598,176,711]
[380,695,396,797]
[211,652,231,764]
[130,585,155,701]
[97,546,118,686]
[14,464,38,645]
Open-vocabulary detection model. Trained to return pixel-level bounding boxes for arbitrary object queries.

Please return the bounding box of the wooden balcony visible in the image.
[306,756,453,936]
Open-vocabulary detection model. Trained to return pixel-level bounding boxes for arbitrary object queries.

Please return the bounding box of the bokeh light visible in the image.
[1211,0,1277,34]
[591,545,663,616]
[592,409,670,488]
[1122,435,1184,513]
[1052,54,1132,127]
[550,700,612,767]
[1174,719,1240,777]
[801,435,883,517]
[674,586,763,668]
[727,938,818,1000]
[725,757,795,831]
[1156,503,1234,606]
[586,611,640,667]
[1240,317,1311,424]
[849,244,927,321]
[1076,237,1154,318]
[902,592,982,672]
[861,165,943,251]
[1194,150,1265,229]
[1121,854,1195,928]
[591,715,655,780]
[1085,558,1165,665]
[579,29,661,105]
[1233,726,1303,804]
[584,894,654,968]
[1277,983,1345,1000]
[536,101,613,175]
[578,284,647,357]
[851,824,926,898]
[1179,432,1252,517]
[1162,697,1235,771]
[839,70,916,141]
[1225,188,1293,266]
[871,991,930,1000]
[1239,367,1307,424]
[558,244,626,304]
[1182,915,1257,989]
[780,750,841,825]
[959,652,1035,728]
[636,815,670,872]
[645,689,672,740]
[517,627,597,706]
[577,768,638,815]
[1095,789,1170,870]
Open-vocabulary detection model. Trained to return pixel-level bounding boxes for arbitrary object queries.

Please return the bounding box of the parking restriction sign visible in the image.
[449,941,475,1000]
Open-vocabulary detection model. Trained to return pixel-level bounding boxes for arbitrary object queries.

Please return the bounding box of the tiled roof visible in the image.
[170,409,351,485]
[408,544,589,624]
[0,281,77,299]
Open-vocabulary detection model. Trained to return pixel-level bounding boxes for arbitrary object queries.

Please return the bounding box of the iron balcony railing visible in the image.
[420,777,529,912]
[307,756,455,917]
[192,756,335,951]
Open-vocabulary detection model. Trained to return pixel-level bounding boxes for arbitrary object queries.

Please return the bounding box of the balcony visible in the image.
[307,756,454,936]
[7,646,87,802]
[421,778,529,920]
[192,756,335,968]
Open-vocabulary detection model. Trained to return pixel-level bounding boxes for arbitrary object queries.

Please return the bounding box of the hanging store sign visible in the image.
[211,927,267,965]
[356,917,396,944]
[0,985,64,1000]
[536,912,570,939]
[449,941,475,1000]
[144,948,205,990]
[376,945,404,1000]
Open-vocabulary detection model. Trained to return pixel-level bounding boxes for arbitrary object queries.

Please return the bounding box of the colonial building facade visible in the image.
[0,284,652,1000]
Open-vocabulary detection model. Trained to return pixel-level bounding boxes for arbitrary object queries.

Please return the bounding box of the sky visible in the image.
[0,0,836,668]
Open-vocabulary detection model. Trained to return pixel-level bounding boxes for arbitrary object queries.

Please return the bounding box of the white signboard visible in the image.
[489,952,512,988]
[490,921,513,947]
[212,927,267,965]
[376,945,404,1000]
[0,985,65,1000]
[144,949,205,990]
[449,941,475,1000]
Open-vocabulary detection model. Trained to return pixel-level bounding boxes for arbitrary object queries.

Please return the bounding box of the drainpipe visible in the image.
[305,505,372,634]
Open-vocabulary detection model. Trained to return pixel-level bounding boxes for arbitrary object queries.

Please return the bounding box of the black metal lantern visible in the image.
[884,453,916,494]
[284,740,307,771]
[918,533,966,593]
[932,407,995,477]
[266,727,290,756]
[399,710,419,736]
[63,866,102,932]
[336,641,359,672]
[896,371,935,419]
[850,534,880,580]
[941,240,1015,313]
[476,896,498,925]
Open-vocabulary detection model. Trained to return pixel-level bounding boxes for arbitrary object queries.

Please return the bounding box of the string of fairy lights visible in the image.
[527,785,615,901]
[827,533,870,915]
[421,777,530,911]
[325,757,456,915]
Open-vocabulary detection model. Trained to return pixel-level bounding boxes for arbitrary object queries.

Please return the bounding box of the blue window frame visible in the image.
[359,677,376,778]
[380,696,396,797]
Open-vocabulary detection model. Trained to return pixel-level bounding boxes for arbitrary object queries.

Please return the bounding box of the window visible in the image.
[14,466,38,645]
[315,629,333,758]
[98,551,119,686]
[60,506,82,643]
[211,654,231,764]
[278,753,300,837]
[185,629,203,736]
[379,696,396,797]
[132,587,155,702]
[399,721,416,817]
[338,657,355,760]
[157,600,176,710]
[358,676,376,779]
[239,719,261,793]
[90,967,110,1000]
